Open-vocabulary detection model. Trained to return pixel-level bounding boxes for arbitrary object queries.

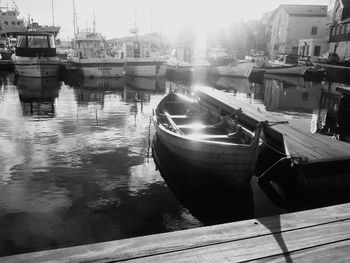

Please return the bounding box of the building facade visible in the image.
[328,0,350,61]
[268,5,328,59]
[298,38,328,62]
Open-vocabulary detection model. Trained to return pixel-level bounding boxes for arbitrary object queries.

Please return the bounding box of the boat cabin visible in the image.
[74,32,105,59]
[15,32,57,57]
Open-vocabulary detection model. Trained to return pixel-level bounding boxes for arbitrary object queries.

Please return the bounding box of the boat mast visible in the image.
[72,0,77,48]
[51,0,55,26]
[93,10,96,33]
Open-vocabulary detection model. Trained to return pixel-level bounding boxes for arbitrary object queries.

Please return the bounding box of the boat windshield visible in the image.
[28,36,49,48]
[17,35,56,48]
[76,40,103,48]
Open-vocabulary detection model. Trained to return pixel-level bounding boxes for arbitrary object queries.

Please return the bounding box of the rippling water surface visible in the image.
[1,71,349,257]
[0,73,201,256]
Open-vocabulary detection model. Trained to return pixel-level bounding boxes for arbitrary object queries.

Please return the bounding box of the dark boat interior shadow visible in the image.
[152,135,254,225]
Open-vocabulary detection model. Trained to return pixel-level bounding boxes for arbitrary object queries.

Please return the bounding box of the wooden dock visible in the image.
[2,203,350,262]
[196,87,350,209]
[196,86,350,162]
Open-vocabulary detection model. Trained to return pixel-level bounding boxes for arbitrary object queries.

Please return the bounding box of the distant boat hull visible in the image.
[12,57,61,77]
[262,65,307,76]
[165,61,193,79]
[69,58,125,78]
[124,58,166,77]
[209,62,253,78]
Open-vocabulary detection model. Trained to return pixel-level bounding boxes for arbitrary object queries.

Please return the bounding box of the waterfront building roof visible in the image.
[277,4,328,17]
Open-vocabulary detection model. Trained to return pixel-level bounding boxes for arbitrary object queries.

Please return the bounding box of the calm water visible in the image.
[0,71,348,256]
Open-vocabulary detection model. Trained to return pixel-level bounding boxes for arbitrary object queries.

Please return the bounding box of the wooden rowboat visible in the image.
[153,92,263,187]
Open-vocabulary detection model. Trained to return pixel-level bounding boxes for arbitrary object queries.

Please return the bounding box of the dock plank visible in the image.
[2,203,350,263]
[197,87,350,162]
[124,219,350,262]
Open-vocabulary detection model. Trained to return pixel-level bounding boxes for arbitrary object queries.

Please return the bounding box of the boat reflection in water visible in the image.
[152,135,253,225]
[72,77,124,107]
[122,76,166,103]
[16,76,61,118]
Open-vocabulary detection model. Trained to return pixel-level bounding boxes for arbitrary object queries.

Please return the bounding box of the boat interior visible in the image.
[157,93,255,144]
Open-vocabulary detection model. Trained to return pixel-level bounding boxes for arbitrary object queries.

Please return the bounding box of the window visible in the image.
[311,27,317,35]
[28,36,49,48]
[314,46,321,56]
[335,8,342,21]
[17,21,20,25]
[17,35,27,47]
[11,21,15,25]
[331,27,334,35]
[4,21,8,25]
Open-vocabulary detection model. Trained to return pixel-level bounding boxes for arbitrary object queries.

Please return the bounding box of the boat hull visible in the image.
[153,93,261,187]
[262,65,307,76]
[165,62,193,80]
[124,58,166,77]
[70,58,125,78]
[12,57,61,77]
[209,62,253,78]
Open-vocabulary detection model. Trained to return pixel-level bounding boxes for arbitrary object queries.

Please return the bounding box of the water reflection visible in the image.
[16,77,60,118]
[72,77,124,108]
[152,136,253,225]
[1,70,350,257]
[0,73,202,257]
[264,76,321,113]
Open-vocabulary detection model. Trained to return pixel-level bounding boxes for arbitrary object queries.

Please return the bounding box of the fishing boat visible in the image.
[67,5,124,78]
[67,31,125,78]
[165,57,193,80]
[209,61,254,78]
[122,27,166,77]
[0,2,60,37]
[11,32,62,77]
[207,48,253,78]
[165,46,210,80]
[153,92,263,187]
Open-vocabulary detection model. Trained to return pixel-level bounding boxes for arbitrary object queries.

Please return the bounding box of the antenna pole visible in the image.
[150,0,152,33]
[51,0,55,26]
[93,10,96,33]
[72,0,77,49]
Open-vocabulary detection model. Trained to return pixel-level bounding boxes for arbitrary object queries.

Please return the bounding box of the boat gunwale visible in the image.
[153,93,258,148]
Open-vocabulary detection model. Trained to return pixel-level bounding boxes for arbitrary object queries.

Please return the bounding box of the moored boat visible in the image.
[11,32,61,77]
[124,57,166,77]
[209,61,254,78]
[153,92,263,187]
[121,26,166,77]
[67,31,125,78]
[261,54,308,76]
[207,48,253,78]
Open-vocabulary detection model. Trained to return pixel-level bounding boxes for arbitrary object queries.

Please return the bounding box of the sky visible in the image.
[6,0,333,40]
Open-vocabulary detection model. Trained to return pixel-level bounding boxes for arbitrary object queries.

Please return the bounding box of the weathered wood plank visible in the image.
[254,239,350,262]
[123,219,350,262]
[2,203,350,263]
[197,87,350,162]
